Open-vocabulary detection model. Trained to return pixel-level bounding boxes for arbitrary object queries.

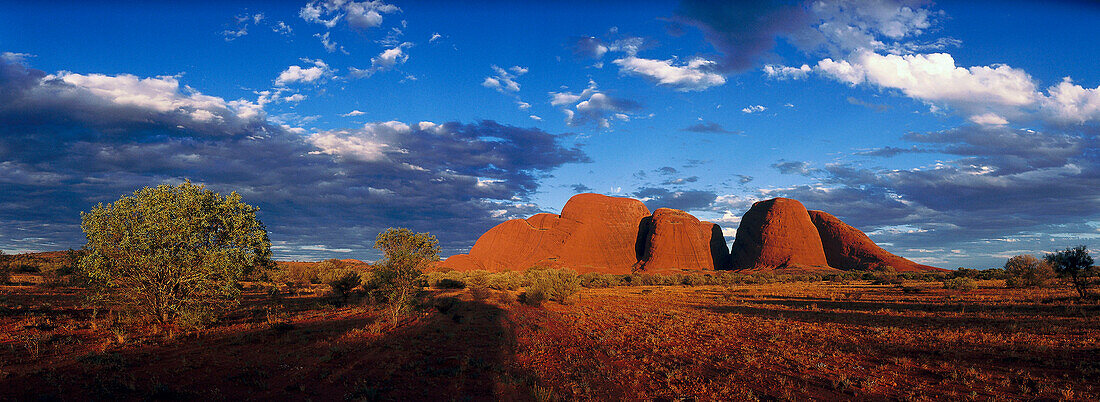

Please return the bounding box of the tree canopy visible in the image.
[80,181,272,325]
[1045,245,1095,298]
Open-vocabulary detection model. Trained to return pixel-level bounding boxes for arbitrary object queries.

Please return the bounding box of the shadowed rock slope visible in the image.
[809,210,946,272]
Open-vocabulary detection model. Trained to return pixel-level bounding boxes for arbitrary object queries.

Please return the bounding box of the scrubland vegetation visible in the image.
[1,183,1097,400]
[3,260,1098,400]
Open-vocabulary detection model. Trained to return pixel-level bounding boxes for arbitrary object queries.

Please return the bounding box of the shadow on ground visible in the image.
[1,295,537,401]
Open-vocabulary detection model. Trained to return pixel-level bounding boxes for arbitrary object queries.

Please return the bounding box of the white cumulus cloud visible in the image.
[741,105,767,114]
[349,42,412,78]
[275,59,334,86]
[763,64,812,80]
[300,0,399,30]
[612,56,726,92]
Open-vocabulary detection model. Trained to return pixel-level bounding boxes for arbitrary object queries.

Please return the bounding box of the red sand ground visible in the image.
[1,279,1097,400]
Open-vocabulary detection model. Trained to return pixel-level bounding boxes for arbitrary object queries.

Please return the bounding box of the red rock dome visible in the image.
[809,210,944,272]
[729,198,829,270]
[439,193,651,274]
[637,208,729,271]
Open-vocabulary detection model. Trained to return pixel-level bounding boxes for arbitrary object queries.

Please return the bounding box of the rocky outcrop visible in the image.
[637,208,729,271]
[555,194,653,272]
[441,193,941,273]
[809,210,946,272]
[439,193,652,274]
[728,198,829,270]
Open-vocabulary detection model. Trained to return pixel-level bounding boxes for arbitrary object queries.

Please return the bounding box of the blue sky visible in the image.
[1,0,1098,268]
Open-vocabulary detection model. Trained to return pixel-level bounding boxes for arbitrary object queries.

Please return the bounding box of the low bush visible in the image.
[435,278,466,289]
[327,270,361,304]
[487,272,524,290]
[943,277,977,291]
[681,274,707,286]
[526,269,580,304]
[579,272,614,288]
[424,270,469,289]
[467,272,491,300]
[496,291,516,305]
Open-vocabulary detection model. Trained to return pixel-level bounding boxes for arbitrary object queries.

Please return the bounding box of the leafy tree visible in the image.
[79,181,272,326]
[1003,254,1055,288]
[371,228,439,323]
[1045,245,1095,298]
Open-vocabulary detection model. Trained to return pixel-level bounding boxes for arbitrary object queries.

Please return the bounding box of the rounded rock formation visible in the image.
[556,193,652,272]
[637,208,729,271]
[437,253,483,271]
[729,198,829,270]
[439,193,651,273]
[809,210,945,272]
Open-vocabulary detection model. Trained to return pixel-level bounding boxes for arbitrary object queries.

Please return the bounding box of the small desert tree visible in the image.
[1045,245,1095,298]
[0,249,8,284]
[327,270,361,305]
[371,228,439,323]
[1003,254,1056,288]
[80,181,272,326]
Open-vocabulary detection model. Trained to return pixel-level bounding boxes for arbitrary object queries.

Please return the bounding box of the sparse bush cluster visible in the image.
[0,249,83,286]
[327,270,361,304]
[523,269,580,305]
[952,267,1007,281]
[943,277,977,291]
[417,268,952,296]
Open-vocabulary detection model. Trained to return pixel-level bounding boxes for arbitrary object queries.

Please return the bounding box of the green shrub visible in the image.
[327,270,361,304]
[943,277,977,291]
[638,274,661,286]
[435,278,466,289]
[579,272,613,288]
[487,272,523,290]
[682,274,707,286]
[467,272,491,300]
[953,267,979,279]
[519,288,548,306]
[526,269,580,304]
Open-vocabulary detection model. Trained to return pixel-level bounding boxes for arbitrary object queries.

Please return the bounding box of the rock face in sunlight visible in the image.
[440,193,655,274]
[809,210,946,272]
[440,194,940,273]
[637,208,729,271]
[555,193,654,272]
[728,198,830,271]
